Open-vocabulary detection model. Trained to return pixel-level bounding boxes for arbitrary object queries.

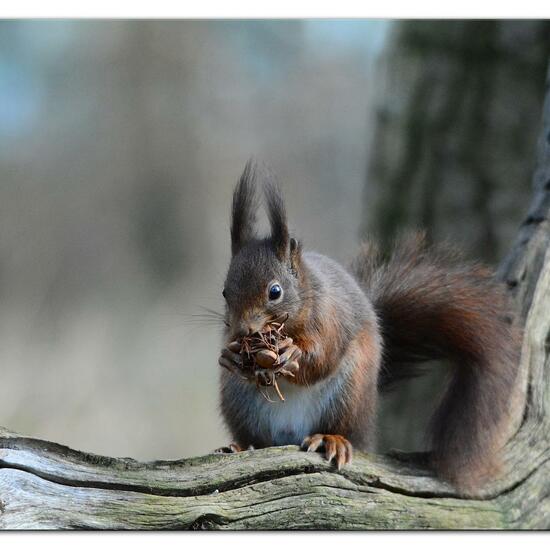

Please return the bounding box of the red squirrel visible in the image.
[217,161,520,493]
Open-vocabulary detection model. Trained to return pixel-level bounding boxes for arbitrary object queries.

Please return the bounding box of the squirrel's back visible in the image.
[302,250,377,333]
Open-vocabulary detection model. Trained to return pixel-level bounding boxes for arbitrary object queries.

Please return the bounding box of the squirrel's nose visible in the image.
[233,324,251,339]
[232,314,265,340]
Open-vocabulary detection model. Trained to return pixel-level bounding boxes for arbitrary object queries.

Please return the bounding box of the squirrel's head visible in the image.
[223,161,305,342]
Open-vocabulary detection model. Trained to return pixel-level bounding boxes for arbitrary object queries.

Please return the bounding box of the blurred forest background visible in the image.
[1,20,549,460]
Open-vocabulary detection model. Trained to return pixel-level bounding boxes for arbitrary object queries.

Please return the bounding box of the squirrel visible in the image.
[217,161,521,494]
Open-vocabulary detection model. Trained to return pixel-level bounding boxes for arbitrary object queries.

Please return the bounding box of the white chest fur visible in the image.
[245,372,346,446]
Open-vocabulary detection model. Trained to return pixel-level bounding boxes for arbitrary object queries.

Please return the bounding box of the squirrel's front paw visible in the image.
[218,343,253,380]
[275,341,301,376]
[218,339,301,381]
[301,434,353,469]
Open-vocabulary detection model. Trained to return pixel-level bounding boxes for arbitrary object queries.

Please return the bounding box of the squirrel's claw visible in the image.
[218,356,243,378]
[213,443,254,454]
[219,347,254,381]
[277,344,302,367]
[301,434,353,469]
[220,347,243,366]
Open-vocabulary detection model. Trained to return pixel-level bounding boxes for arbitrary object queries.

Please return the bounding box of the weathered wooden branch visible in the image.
[2,69,550,532]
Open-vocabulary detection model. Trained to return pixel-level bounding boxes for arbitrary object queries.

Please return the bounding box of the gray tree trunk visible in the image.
[1,68,550,533]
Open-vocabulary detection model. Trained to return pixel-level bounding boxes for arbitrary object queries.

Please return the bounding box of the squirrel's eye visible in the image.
[222,289,227,299]
[268,283,283,301]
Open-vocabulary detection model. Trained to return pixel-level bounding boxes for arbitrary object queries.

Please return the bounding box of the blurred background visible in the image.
[1,20,549,460]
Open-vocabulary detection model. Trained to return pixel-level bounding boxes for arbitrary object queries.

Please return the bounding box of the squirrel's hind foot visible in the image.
[301,434,353,470]
[213,443,255,454]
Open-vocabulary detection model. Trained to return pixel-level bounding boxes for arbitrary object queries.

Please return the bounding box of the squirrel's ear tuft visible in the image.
[289,237,302,273]
[263,173,289,261]
[231,160,259,255]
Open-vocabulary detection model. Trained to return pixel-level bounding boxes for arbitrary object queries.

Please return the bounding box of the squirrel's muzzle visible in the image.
[231,312,267,340]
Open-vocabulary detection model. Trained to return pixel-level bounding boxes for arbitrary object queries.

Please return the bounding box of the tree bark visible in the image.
[1,69,550,533]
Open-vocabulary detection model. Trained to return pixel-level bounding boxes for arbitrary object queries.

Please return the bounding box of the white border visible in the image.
[3,532,550,548]
[1,1,550,18]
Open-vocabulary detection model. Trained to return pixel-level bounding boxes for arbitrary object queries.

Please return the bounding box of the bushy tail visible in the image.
[351,233,521,492]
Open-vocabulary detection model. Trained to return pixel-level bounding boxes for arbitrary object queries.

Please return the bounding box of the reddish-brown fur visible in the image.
[351,233,521,492]
[332,327,381,449]
[289,301,348,386]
